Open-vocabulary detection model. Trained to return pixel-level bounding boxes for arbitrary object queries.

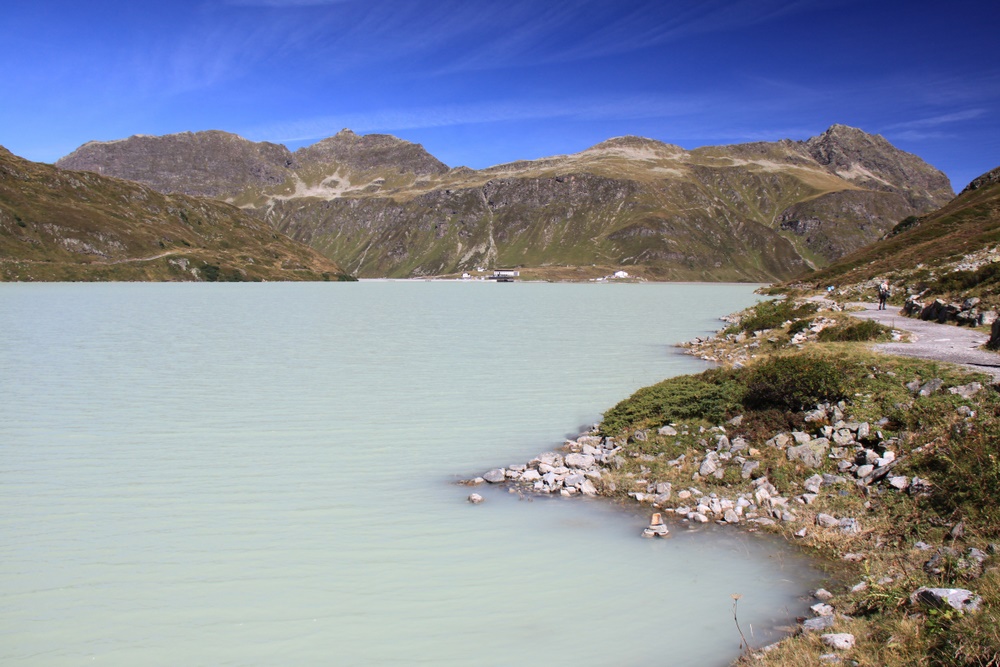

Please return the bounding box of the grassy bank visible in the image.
[597,299,1000,666]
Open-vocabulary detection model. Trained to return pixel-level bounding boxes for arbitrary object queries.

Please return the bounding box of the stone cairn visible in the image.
[642,512,669,538]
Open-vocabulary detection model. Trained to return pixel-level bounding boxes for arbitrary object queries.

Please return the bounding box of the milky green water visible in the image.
[0,282,819,666]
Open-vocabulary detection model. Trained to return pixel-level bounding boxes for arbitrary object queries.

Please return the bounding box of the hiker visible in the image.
[877,280,890,310]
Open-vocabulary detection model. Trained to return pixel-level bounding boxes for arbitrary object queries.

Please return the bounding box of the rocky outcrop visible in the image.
[803,124,954,210]
[56,130,296,200]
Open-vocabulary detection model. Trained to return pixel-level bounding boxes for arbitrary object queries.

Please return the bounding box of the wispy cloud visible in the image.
[434,0,846,74]
[242,95,707,143]
[883,108,987,131]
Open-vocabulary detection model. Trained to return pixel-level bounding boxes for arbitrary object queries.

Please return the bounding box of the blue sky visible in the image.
[3,0,998,189]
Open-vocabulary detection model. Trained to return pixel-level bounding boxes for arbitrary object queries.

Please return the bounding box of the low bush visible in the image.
[817,319,893,342]
[737,299,818,333]
[600,369,744,434]
[930,262,1000,294]
[742,354,849,412]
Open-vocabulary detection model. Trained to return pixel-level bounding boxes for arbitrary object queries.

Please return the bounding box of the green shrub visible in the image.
[817,319,893,342]
[931,263,1000,294]
[201,263,221,281]
[742,354,848,412]
[788,319,811,335]
[600,369,744,435]
[738,300,818,333]
[889,214,921,236]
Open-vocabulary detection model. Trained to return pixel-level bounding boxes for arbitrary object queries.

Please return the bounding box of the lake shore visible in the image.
[466,294,1000,665]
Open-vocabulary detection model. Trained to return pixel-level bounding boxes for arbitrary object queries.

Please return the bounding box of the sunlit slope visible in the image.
[1,147,348,281]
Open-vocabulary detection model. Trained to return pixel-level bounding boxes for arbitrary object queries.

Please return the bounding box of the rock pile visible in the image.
[903,295,997,327]
[467,433,610,497]
[464,389,979,535]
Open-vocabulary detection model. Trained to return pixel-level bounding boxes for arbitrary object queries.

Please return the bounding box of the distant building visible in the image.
[493,269,519,282]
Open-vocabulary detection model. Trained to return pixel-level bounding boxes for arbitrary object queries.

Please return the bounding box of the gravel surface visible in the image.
[846,302,1000,381]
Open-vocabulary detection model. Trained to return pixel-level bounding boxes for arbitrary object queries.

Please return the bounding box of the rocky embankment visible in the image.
[464,376,991,657]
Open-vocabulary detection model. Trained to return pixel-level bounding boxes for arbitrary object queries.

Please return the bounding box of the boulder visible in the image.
[787,439,830,468]
[483,469,507,483]
[919,378,945,396]
[949,382,983,399]
[658,425,678,436]
[741,460,760,479]
[699,454,720,477]
[802,615,835,632]
[855,464,874,479]
[804,474,823,494]
[910,587,982,613]
[811,603,834,617]
[520,469,542,482]
[467,493,484,504]
[792,431,812,445]
[821,634,856,651]
[564,453,596,469]
[804,408,828,422]
[816,513,840,528]
[888,476,910,490]
[767,433,791,448]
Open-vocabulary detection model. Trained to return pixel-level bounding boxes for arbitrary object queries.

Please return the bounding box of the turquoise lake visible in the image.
[0,281,821,666]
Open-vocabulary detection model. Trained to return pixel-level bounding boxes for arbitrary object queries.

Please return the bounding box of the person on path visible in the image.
[877,280,890,310]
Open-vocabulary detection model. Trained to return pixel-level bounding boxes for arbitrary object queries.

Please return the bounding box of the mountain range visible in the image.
[55,125,954,281]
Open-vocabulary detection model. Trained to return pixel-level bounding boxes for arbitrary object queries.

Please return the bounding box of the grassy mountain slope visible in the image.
[806,165,1000,303]
[0,147,349,282]
[55,126,954,281]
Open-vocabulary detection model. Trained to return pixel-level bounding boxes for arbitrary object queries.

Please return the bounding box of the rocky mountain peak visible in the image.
[582,135,684,156]
[295,130,449,176]
[56,130,294,199]
[803,124,954,209]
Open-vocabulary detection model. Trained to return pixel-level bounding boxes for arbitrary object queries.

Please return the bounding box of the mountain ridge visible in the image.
[55,125,954,280]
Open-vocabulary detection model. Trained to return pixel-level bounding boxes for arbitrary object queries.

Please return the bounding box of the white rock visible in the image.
[804,474,823,494]
[520,469,542,482]
[821,633,855,650]
[483,469,507,483]
[811,603,834,616]
[911,587,982,613]
[888,476,909,490]
[467,493,484,504]
[814,588,833,601]
[564,453,596,469]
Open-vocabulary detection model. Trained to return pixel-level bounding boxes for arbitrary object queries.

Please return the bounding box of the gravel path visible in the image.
[846,301,1000,381]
